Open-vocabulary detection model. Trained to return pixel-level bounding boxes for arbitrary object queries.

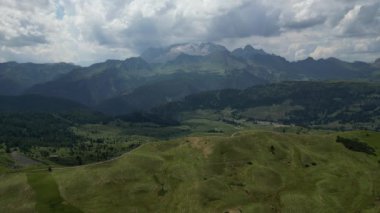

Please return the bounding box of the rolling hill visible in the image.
[1,130,380,212]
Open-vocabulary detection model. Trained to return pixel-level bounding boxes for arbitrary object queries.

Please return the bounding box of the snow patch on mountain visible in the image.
[141,42,227,63]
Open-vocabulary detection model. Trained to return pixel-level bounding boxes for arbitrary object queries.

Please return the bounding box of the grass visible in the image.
[338,130,380,156]
[50,130,380,212]
[0,150,13,173]
[26,172,82,213]
[241,101,304,121]
[0,173,36,213]
[182,118,239,136]
[2,126,380,212]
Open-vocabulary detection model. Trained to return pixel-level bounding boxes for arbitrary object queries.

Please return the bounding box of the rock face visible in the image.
[141,42,228,63]
[374,58,380,68]
[232,45,268,59]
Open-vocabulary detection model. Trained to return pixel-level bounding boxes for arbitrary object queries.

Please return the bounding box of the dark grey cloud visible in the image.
[209,2,280,39]
[284,16,327,30]
[1,34,47,47]
[337,2,380,36]
[122,18,161,51]
[91,25,115,46]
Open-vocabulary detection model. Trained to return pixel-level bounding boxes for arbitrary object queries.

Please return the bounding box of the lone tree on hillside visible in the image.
[76,156,83,165]
[270,145,275,155]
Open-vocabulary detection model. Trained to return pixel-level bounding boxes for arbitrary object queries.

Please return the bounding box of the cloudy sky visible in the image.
[0,0,379,65]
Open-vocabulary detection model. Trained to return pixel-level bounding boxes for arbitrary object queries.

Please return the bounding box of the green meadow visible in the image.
[1,127,380,212]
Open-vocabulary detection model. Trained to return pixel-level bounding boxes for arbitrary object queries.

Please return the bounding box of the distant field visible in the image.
[0,147,13,173]
[1,128,379,212]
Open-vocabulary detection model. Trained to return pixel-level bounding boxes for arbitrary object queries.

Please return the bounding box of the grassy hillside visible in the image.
[2,129,379,212]
[0,173,36,212]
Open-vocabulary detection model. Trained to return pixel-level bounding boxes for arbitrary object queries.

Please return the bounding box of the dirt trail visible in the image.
[230,132,240,138]
[26,145,145,173]
[189,137,213,158]
[11,151,40,167]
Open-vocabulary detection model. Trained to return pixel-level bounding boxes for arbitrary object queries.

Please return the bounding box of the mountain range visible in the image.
[0,62,78,96]
[0,42,379,115]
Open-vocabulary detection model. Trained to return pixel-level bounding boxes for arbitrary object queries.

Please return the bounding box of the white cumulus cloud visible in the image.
[0,0,379,65]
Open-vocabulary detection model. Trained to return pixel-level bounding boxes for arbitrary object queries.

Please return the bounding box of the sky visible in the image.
[0,0,379,66]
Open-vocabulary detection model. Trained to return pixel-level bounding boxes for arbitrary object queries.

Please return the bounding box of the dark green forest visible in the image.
[153,81,380,130]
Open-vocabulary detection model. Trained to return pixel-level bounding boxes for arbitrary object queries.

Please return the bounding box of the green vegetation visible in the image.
[27,123,157,165]
[336,136,376,155]
[0,144,13,173]
[0,113,80,150]
[0,109,121,166]
[0,173,36,212]
[27,172,82,213]
[49,131,380,212]
[1,128,380,212]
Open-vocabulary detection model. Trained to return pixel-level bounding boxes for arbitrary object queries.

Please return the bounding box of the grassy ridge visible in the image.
[1,129,379,212]
[51,130,380,212]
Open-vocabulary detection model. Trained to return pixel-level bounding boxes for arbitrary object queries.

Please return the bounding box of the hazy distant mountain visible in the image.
[156,47,247,75]
[0,62,78,95]
[0,95,86,113]
[96,71,265,115]
[231,46,376,81]
[374,58,380,68]
[141,42,228,64]
[231,46,294,80]
[232,45,268,58]
[27,57,153,105]
[28,44,266,107]
[291,57,375,80]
